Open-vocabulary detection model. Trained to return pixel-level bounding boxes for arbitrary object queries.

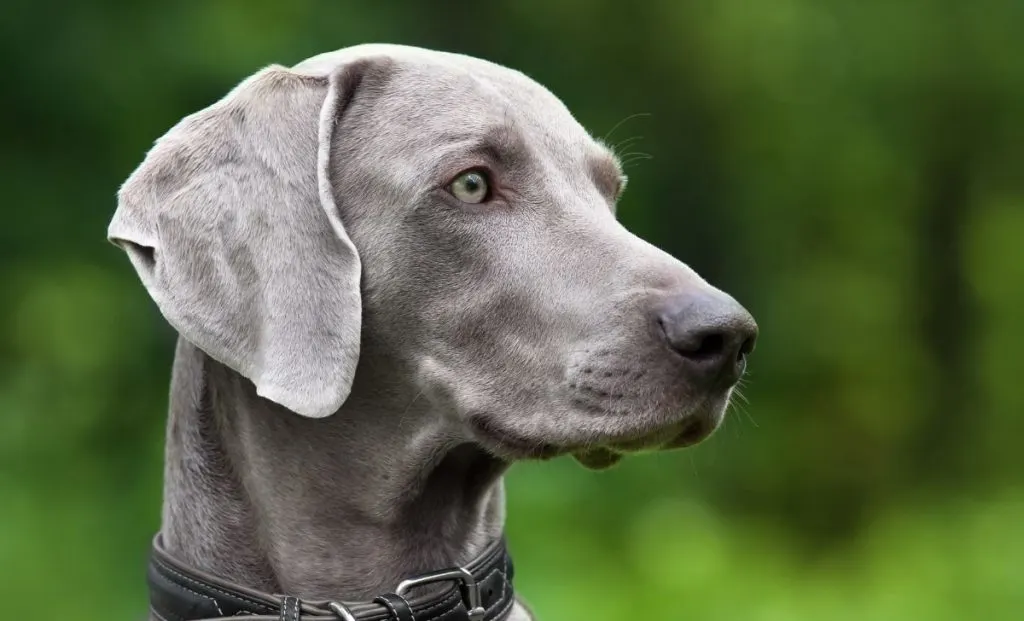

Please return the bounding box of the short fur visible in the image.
[109,45,756,621]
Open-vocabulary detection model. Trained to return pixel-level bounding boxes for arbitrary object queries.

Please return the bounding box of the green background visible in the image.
[2,1,1022,619]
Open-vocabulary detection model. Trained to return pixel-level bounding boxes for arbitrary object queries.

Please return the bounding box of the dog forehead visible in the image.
[294,44,576,129]
[294,43,533,89]
[296,44,611,186]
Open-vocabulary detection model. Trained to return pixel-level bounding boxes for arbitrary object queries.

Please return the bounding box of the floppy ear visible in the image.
[109,62,374,418]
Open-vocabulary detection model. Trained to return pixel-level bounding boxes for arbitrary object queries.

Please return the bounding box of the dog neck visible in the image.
[159,337,509,600]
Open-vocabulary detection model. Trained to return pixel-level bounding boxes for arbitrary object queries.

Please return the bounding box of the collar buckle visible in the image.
[395,566,485,621]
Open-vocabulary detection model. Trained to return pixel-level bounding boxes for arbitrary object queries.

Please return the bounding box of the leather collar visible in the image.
[148,534,516,621]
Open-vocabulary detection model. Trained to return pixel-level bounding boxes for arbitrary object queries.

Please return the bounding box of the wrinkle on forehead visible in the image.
[439,123,528,155]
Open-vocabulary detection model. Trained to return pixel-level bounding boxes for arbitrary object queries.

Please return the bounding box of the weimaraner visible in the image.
[109,44,757,621]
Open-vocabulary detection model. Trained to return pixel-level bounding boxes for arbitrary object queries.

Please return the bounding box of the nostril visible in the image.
[683,332,726,361]
[665,323,753,369]
[738,336,756,360]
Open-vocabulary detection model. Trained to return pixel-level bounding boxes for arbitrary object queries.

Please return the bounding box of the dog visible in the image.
[109,44,757,621]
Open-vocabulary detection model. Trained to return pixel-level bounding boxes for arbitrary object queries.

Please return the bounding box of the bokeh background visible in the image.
[3,1,1022,619]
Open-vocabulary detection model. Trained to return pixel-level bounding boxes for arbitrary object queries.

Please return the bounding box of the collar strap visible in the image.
[147,534,516,621]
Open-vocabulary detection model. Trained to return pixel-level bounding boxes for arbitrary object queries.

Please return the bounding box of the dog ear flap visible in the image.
[108,62,377,418]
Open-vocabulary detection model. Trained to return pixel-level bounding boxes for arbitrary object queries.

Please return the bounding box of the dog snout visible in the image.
[656,291,758,388]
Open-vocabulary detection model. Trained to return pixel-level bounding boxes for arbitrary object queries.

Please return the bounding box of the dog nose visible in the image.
[656,291,758,388]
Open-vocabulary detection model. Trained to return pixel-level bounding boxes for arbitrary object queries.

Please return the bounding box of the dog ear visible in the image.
[108,61,381,418]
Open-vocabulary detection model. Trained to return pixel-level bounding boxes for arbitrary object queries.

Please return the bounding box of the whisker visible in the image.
[620,152,654,169]
[620,152,654,162]
[620,150,654,159]
[734,379,759,428]
[726,400,744,437]
[733,389,750,406]
[733,399,759,430]
[602,112,652,143]
[725,406,741,438]
[611,135,644,154]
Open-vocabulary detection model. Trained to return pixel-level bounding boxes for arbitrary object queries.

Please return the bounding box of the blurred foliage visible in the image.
[1,0,1022,619]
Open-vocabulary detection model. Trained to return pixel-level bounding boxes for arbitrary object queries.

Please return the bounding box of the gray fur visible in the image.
[109,45,756,620]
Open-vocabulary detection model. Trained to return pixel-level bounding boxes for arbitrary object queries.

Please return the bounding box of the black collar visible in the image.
[148,534,516,621]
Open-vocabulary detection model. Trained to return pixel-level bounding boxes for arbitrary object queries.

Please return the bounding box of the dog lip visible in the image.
[664,417,715,449]
[609,427,679,452]
[611,398,726,452]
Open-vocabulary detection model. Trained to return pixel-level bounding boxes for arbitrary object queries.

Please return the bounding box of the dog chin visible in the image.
[571,398,732,470]
[569,420,711,471]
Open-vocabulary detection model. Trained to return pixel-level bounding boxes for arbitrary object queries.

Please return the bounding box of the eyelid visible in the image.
[446,167,490,188]
[446,156,497,181]
[444,165,495,189]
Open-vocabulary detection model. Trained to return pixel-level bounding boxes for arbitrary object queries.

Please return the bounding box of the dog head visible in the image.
[109,44,756,469]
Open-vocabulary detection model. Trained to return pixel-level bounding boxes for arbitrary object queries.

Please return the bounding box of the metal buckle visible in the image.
[395,566,485,621]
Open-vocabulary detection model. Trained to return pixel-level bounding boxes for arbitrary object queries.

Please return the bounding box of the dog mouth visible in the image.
[468,394,728,469]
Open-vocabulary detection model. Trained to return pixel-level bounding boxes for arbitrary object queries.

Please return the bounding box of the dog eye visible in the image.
[448,170,490,204]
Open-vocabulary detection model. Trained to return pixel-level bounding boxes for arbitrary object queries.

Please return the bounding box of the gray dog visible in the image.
[109,44,757,621]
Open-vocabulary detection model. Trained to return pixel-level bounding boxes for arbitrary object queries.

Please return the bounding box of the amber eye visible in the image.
[448,170,490,204]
